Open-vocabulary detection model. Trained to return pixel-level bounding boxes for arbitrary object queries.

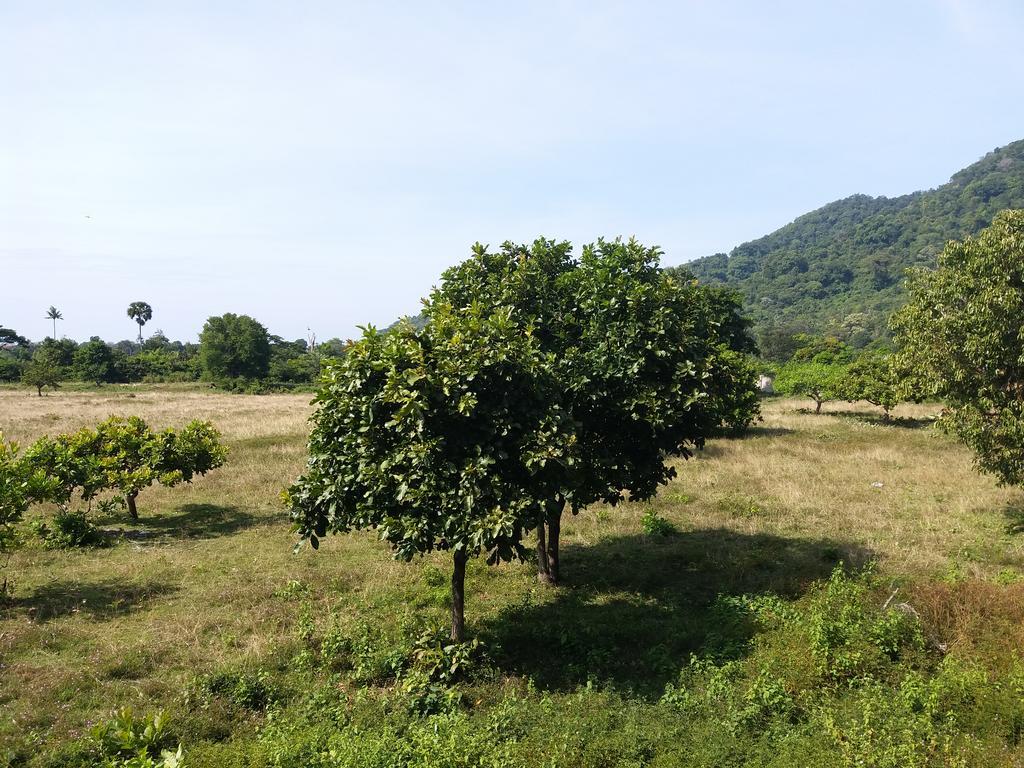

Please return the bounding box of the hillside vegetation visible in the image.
[682,139,1024,351]
[3,387,1024,766]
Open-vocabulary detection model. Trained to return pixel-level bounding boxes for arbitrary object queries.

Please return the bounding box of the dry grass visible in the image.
[1,388,1023,761]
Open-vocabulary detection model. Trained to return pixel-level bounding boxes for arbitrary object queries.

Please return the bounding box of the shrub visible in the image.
[641,509,678,537]
[31,508,104,549]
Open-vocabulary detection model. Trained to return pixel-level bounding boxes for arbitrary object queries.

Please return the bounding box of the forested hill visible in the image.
[680,139,1024,355]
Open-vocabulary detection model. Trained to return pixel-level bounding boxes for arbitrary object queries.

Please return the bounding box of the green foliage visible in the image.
[641,509,678,537]
[0,434,51,557]
[893,210,1024,484]
[686,140,1024,351]
[31,508,105,549]
[73,336,118,384]
[127,301,154,343]
[192,669,277,712]
[199,313,272,382]
[16,417,226,535]
[288,238,761,634]
[773,360,847,412]
[21,356,62,396]
[87,709,184,768]
[841,349,902,418]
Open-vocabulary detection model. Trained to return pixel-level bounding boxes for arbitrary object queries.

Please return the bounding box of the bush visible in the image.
[30,508,104,549]
[641,509,678,537]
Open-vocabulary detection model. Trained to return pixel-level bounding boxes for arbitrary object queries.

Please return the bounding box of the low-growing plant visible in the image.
[641,509,678,537]
[88,708,184,768]
[30,508,104,549]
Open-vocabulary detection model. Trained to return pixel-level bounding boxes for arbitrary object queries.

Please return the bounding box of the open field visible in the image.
[3,387,1024,766]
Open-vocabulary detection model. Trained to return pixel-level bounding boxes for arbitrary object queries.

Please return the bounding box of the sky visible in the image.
[3,1,1024,344]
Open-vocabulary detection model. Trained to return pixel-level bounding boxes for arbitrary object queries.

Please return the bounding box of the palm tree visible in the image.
[45,306,63,339]
[126,301,153,344]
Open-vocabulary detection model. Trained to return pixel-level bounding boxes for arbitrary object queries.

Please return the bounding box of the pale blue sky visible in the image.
[3,1,1023,343]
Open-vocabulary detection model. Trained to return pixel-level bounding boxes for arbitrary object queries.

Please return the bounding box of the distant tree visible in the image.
[0,326,28,348]
[34,337,78,368]
[143,330,170,350]
[774,360,846,413]
[73,337,116,385]
[892,209,1024,484]
[790,334,853,365]
[840,350,901,420]
[318,338,350,358]
[126,301,153,344]
[45,306,63,339]
[198,314,271,382]
[22,357,62,396]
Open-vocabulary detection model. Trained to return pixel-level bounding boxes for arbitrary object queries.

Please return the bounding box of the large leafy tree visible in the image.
[287,303,564,641]
[404,238,757,585]
[73,337,116,385]
[199,314,271,381]
[892,209,1024,484]
[126,301,153,344]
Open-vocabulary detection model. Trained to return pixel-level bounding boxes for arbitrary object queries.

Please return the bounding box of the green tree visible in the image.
[45,306,63,338]
[95,416,227,518]
[415,239,757,585]
[774,360,846,413]
[22,357,62,396]
[73,337,116,385]
[199,314,271,382]
[126,301,153,344]
[286,308,559,641]
[0,326,28,348]
[841,350,901,421]
[892,209,1024,484]
[0,435,47,571]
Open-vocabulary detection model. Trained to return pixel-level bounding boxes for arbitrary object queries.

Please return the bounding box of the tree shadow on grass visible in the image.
[3,578,178,622]
[99,503,263,541]
[830,410,937,430]
[480,528,872,698]
[1003,504,1024,535]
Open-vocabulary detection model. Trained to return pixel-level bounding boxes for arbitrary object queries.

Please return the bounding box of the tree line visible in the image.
[0,304,350,393]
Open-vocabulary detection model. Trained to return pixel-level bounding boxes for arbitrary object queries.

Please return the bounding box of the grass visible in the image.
[2,388,1024,765]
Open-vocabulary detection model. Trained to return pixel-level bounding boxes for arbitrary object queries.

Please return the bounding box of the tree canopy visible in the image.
[199,314,272,382]
[892,209,1024,484]
[287,238,761,638]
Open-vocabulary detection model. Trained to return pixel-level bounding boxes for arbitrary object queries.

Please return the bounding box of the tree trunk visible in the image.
[545,502,562,585]
[36,384,42,397]
[536,515,553,584]
[882,406,891,422]
[815,398,822,414]
[127,491,139,519]
[451,549,467,642]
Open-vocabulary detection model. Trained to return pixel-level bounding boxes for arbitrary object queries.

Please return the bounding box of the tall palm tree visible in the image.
[126,301,153,344]
[45,306,63,339]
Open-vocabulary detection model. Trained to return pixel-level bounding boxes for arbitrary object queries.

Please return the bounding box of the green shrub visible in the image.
[84,709,184,768]
[31,508,104,549]
[192,668,277,712]
[641,509,678,537]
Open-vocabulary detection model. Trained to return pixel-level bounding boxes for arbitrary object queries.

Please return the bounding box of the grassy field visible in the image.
[2,387,1024,766]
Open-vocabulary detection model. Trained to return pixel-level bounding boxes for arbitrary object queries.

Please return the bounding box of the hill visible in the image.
[680,139,1024,357]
